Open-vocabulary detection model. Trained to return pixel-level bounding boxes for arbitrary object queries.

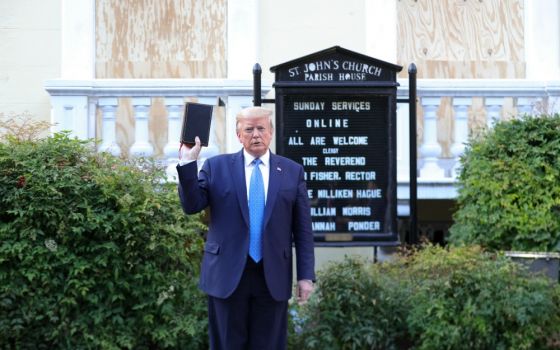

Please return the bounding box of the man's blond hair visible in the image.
[235,107,274,132]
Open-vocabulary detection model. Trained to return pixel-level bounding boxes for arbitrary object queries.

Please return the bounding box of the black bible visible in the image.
[180,102,214,146]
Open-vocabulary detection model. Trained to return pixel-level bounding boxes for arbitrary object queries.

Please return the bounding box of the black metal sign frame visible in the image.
[252,46,417,247]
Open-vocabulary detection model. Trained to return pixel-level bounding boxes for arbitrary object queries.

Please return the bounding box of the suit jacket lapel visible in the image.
[264,153,281,228]
[231,150,250,227]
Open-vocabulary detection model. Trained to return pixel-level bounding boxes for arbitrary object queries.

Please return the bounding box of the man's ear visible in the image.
[236,131,242,143]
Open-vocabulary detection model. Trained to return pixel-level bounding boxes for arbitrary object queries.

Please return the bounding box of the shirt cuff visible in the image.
[178,159,196,166]
[299,279,314,284]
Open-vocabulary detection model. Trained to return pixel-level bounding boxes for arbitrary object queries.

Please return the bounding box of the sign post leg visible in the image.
[408,63,418,244]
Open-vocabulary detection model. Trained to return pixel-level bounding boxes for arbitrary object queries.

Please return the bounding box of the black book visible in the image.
[180,102,213,146]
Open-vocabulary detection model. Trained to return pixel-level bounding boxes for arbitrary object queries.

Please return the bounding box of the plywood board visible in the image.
[397,0,525,79]
[96,0,226,79]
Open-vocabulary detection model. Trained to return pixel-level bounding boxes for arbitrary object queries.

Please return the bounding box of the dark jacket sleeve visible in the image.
[292,164,316,282]
[176,160,210,214]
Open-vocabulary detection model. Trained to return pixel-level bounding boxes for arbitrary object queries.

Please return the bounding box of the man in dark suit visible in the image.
[177,106,315,349]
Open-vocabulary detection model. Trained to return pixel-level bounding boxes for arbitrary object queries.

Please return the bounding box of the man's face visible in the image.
[236,115,273,158]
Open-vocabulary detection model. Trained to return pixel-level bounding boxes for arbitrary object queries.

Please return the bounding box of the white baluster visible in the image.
[163,97,185,181]
[130,97,153,157]
[98,98,121,156]
[396,101,410,182]
[516,97,534,117]
[196,97,220,168]
[419,97,445,180]
[451,97,471,179]
[485,97,503,128]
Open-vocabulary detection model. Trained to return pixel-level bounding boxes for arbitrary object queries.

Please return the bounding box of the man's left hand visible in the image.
[296,279,314,305]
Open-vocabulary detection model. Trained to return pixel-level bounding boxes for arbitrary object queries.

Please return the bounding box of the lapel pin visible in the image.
[277,167,282,172]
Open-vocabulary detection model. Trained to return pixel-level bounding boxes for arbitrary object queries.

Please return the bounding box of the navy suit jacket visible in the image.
[177,150,315,301]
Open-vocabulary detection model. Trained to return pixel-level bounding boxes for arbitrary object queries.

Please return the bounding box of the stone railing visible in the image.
[44,79,265,181]
[44,78,560,200]
[396,79,560,204]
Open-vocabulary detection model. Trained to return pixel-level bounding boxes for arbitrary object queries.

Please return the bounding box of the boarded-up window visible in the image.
[397,0,525,79]
[96,0,226,79]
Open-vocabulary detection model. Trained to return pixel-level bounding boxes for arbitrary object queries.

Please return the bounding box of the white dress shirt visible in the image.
[243,149,270,203]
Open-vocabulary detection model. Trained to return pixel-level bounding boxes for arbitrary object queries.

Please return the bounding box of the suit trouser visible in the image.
[208,257,288,350]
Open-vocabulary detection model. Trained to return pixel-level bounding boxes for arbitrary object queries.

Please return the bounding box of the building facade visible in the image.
[2,0,560,263]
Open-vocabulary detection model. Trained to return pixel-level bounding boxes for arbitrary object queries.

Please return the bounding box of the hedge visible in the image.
[449,114,560,251]
[291,245,560,350]
[0,132,208,349]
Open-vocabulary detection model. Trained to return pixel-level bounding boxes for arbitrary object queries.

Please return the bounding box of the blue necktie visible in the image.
[249,158,265,262]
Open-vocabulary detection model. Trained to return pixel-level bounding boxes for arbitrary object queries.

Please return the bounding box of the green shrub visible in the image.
[403,245,560,350]
[290,258,408,350]
[291,245,560,350]
[0,133,208,349]
[449,114,560,251]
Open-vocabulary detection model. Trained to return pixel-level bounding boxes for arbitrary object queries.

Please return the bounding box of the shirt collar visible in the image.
[243,149,270,167]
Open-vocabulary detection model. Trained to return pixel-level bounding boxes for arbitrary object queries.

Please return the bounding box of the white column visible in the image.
[451,97,471,179]
[485,97,504,128]
[227,0,259,79]
[163,97,185,181]
[61,0,95,79]
[98,98,120,156]
[419,97,445,180]
[130,97,153,157]
[50,96,89,139]
[365,0,397,63]
[396,101,410,182]
[525,0,560,80]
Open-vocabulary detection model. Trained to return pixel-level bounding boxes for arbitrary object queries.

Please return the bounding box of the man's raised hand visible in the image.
[180,136,202,161]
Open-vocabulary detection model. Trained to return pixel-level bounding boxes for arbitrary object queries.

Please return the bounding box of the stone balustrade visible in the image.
[45,78,560,199]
